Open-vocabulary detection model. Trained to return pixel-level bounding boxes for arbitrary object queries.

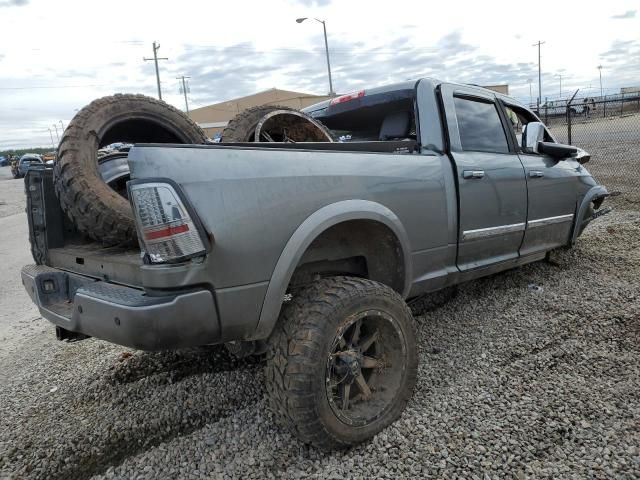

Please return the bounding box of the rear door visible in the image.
[440,84,528,270]
[500,101,578,255]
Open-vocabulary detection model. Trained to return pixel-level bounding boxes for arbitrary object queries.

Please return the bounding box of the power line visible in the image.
[143,41,168,100]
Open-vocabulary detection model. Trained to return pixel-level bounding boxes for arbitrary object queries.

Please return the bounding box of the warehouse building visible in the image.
[189,88,331,138]
[482,84,509,95]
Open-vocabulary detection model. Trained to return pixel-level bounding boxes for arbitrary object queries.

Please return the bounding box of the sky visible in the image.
[0,0,638,149]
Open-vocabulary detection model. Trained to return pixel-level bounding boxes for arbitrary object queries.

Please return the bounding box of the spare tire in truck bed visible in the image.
[220,105,333,143]
[54,94,207,245]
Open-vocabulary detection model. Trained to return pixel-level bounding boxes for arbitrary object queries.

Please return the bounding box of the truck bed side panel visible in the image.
[128,146,452,292]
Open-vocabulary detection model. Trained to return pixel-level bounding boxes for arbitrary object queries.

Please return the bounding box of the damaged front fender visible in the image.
[571,185,610,244]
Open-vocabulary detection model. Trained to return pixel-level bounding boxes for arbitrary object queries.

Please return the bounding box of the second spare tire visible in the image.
[54,94,207,245]
[220,105,333,143]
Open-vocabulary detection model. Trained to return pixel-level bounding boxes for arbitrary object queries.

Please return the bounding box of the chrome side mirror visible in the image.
[522,121,545,153]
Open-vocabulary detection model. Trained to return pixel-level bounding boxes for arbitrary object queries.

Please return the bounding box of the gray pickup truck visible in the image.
[21,78,608,449]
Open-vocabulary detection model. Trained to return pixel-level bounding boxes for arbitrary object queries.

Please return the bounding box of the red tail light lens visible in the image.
[129,182,206,264]
[330,90,365,106]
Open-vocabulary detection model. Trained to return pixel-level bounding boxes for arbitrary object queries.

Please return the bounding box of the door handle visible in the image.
[463,170,485,179]
[529,171,544,178]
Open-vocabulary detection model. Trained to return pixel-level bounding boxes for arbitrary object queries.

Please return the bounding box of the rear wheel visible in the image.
[265,276,418,449]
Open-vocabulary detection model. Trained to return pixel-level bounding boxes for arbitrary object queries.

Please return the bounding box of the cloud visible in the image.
[0,0,28,7]
[600,39,639,60]
[611,10,636,19]
[167,30,539,108]
[293,0,331,6]
[597,39,640,86]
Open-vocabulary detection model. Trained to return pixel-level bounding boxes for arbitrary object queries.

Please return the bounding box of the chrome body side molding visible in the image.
[462,223,525,241]
[527,213,574,229]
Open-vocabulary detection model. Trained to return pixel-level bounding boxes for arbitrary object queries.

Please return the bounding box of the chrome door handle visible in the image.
[463,170,485,179]
[529,171,544,178]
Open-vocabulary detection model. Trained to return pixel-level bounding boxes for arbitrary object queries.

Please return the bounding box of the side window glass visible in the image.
[504,106,527,148]
[503,104,553,151]
[453,96,509,153]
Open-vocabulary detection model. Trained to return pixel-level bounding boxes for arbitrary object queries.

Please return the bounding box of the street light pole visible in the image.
[527,79,533,106]
[556,74,562,98]
[533,40,545,109]
[319,20,334,97]
[597,65,603,98]
[296,17,335,97]
[59,120,65,132]
[52,124,60,143]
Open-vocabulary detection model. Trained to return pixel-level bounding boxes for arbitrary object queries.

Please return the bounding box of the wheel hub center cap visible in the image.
[338,351,361,383]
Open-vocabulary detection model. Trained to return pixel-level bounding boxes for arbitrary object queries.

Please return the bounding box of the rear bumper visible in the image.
[21,264,220,350]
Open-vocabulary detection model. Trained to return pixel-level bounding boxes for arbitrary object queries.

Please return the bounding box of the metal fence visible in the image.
[537,95,640,207]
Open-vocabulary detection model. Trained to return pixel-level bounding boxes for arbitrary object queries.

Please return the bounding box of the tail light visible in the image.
[128,182,206,264]
[329,90,365,106]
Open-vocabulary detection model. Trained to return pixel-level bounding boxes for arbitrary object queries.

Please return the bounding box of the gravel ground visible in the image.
[0,165,639,479]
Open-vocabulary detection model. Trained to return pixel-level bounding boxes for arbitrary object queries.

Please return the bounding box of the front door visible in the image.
[440,84,528,271]
[501,102,578,255]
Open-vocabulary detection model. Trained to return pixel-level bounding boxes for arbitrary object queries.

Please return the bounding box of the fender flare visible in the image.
[570,185,609,245]
[249,200,412,340]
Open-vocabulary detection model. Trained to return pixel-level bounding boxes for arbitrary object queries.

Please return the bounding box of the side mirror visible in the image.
[574,147,591,164]
[522,121,545,153]
[538,142,578,159]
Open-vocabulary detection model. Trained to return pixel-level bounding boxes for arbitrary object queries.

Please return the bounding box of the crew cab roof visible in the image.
[303,80,420,119]
[303,78,526,119]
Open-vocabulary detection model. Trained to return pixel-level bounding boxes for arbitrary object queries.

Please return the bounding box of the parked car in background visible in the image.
[12,154,43,178]
[0,155,8,167]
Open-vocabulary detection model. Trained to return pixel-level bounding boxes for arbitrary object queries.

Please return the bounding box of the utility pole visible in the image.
[144,41,168,100]
[52,124,60,143]
[47,128,56,150]
[177,75,191,116]
[533,40,545,109]
[597,65,603,98]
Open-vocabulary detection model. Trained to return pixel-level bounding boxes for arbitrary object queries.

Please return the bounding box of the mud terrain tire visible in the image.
[54,94,207,245]
[265,276,418,449]
[220,105,333,143]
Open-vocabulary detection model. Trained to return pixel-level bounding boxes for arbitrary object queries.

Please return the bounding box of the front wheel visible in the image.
[265,276,418,449]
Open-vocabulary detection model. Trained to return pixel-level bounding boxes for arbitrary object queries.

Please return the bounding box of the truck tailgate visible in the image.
[48,244,142,287]
[25,167,142,287]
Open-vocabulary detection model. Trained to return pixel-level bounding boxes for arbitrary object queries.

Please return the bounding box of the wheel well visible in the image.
[289,220,405,294]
